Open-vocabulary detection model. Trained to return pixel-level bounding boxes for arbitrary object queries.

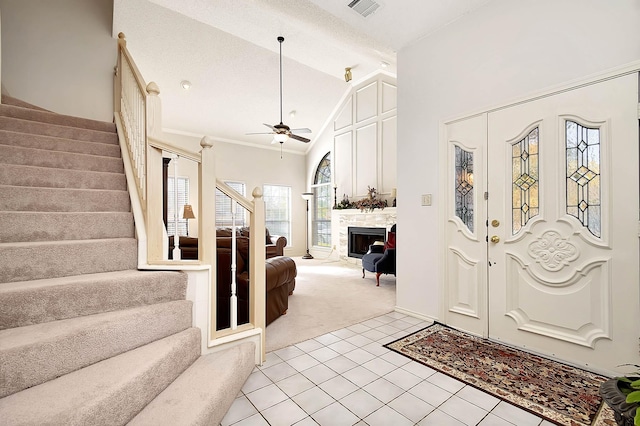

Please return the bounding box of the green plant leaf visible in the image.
[627,390,640,403]
[634,407,639,426]
[619,377,634,384]
[631,379,640,389]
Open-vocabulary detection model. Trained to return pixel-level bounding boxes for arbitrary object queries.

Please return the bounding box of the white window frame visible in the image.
[263,184,291,246]
[215,181,247,227]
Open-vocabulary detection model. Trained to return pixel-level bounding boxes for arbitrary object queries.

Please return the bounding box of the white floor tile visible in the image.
[242,370,273,394]
[318,375,359,400]
[398,316,425,325]
[327,340,358,354]
[331,328,357,339]
[361,328,389,341]
[409,380,454,407]
[457,385,500,411]
[361,341,390,356]
[385,311,407,319]
[362,357,397,376]
[293,416,319,426]
[383,368,423,390]
[324,355,358,374]
[362,377,404,403]
[287,353,320,372]
[439,395,489,426]
[361,318,386,328]
[275,373,316,397]
[301,364,338,385]
[478,413,516,426]
[291,386,335,415]
[490,401,543,426]
[261,361,298,382]
[347,323,371,333]
[343,347,376,364]
[295,339,326,353]
[275,346,306,361]
[376,335,400,345]
[308,346,341,363]
[427,372,466,393]
[245,384,289,411]
[364,405,413,426]
[342,365,380,387]
[312,402,359,426]
[374,315,396,324]
[259,352,284,369]
[339,388,384,418]
[231,413,270,426]
[344,334,375,347]
[380,350,411,367]
[261,399,308,426]
[418,409,467,425]
[401,361,437,379]
[221,395,258,426]
[314,333,343,346]
[387,391,435,423]
[387,319,414,330]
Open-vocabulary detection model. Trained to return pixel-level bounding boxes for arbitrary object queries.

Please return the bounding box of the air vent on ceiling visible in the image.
[347,0,380,18]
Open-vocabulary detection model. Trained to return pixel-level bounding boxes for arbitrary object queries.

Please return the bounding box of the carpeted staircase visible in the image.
[0,96,255,425]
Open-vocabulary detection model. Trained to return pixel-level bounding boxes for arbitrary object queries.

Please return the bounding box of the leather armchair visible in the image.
[362,224,396,286]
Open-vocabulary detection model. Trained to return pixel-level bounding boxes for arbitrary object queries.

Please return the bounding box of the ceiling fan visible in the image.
[248,36,311,149]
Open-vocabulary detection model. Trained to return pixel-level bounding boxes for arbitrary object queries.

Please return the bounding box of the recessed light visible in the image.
[180,80,192,90]
[380,61,389,68]
[289,110,296,118]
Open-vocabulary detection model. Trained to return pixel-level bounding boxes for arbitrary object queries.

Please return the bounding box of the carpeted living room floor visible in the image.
[265,257,397,352]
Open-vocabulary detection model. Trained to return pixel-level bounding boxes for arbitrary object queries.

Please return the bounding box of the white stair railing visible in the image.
[113,33,266,359]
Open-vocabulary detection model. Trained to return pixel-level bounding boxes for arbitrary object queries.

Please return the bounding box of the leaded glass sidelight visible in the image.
[512,127,539,234]
[454,146,474,232]
[566,121,601,237]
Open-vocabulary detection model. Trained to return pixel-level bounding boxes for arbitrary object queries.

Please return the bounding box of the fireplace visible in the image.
[348,226,386,259]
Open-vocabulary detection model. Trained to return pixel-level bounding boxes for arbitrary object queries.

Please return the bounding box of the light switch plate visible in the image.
[422,194,432,206]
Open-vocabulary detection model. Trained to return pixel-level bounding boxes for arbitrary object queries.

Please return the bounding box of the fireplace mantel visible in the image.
[331,207,397,263]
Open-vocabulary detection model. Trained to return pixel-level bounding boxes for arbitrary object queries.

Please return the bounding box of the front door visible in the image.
[445,72,640,373]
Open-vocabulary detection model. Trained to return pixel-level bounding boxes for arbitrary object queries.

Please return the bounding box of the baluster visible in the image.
[230,199,238,329]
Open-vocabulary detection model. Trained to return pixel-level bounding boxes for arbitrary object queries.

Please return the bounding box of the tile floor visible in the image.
[221,312,556,426]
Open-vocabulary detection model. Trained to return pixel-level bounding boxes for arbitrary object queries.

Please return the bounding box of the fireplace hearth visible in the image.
[348,226,386,258]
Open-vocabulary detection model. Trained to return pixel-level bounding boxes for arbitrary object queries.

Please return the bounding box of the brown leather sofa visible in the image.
[168,234,296,328]
[217,227,287,258]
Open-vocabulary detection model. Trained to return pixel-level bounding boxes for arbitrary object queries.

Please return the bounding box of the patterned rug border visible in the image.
[384,322,615,426]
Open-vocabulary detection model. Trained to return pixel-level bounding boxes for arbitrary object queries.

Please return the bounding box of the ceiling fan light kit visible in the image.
[247,36,312,158]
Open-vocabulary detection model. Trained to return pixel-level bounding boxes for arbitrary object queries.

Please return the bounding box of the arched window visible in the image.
[312,153,332,247]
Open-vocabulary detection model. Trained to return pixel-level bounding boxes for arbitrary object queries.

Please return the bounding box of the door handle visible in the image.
[490,235,500,243]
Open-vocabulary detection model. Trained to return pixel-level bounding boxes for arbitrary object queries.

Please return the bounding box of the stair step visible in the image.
[0,300,193,397]
[0,116,117,144]
[0,211,134,243]
[0,144,124,173]
[0,270,187,330]
[0,103,116,133]
[0,130,121,157]
[0,185,130,212]
[2,95,51,112]
[0,164,126,190]
[0,328,201,425]
[0,238,138,283]
[129,342,256,426]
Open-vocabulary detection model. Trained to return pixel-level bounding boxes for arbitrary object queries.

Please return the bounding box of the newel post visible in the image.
[145,82,162,139]
[251,187,267,362]
[200,137,217,338]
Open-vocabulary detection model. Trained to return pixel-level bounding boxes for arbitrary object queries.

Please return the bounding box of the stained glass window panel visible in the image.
[512,127,539,234]
[566,121,601,237]
[454,146,474,233]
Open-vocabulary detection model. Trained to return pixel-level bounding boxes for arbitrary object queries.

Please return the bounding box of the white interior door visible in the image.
[486,73,640,373]
[443,114,488,337]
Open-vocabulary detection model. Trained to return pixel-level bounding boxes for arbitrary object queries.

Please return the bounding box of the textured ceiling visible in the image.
[113,0,491,154]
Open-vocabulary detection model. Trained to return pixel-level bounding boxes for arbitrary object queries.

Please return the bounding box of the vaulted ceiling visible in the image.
[113,0,491,153]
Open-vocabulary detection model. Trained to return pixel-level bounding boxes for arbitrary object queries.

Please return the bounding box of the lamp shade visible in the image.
[182,204,195,219]
[301,192,313,201]
[274,133,289,143]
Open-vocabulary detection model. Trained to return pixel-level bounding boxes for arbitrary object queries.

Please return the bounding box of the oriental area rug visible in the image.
[385,322,616,426]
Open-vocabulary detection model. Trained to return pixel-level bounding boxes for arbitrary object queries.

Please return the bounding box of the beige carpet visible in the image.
[265,257,396,352]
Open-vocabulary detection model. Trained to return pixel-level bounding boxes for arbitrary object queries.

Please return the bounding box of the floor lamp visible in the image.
[301,192,314,259]
[182,204,195,236]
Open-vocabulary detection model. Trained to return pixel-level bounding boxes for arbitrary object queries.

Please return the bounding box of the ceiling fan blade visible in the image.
[290,133,311,143]
[246,131,274,135]
[263,123,277,131]
[290,128,312,134]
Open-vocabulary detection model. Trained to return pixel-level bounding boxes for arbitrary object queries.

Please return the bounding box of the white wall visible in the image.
[397,0,640,319]
[0,0,114,121]
[164,132,308,256]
